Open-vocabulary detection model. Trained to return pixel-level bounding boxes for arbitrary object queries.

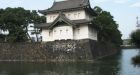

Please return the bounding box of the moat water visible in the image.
[0,49,140,75]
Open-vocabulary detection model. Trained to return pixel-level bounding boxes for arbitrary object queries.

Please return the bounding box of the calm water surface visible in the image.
[0,49,140,75]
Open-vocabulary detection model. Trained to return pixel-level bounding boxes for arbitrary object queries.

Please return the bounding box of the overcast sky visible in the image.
[0,0,140,39]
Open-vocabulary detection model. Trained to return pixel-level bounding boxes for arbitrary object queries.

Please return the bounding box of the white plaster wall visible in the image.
[41,26,73,42]
[53,26,73,40]
[41,29,53,42]
[46,10,87,23]
[88,27,98,40]
[85,12,93,21]
[41,25,98,42]
[65,10,86,20]
[41,30,49,42]
[74,25,89,40]
[46,13,59,23]
[73,25,97,40]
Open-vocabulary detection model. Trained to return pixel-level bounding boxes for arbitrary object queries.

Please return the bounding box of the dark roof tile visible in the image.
[35,19,90,28]
[39,0,89,14]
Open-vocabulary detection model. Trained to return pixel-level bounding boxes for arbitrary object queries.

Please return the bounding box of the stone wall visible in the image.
[0,39,118,62]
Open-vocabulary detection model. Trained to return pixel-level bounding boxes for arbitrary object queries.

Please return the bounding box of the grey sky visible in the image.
[0,0,140,39]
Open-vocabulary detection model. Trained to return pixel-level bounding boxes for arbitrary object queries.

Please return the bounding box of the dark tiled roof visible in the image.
[35,23,51,28]
[39,0,90,14]
[73,19,90,24]
[35,19,90,28]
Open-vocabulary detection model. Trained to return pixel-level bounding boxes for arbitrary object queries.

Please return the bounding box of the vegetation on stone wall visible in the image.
[0,7,45,42]
[93,6,122,47]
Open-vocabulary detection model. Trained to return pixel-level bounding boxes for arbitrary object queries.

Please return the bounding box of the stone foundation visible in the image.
[0,39,117,62]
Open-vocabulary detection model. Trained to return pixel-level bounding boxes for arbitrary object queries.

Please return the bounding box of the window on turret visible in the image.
[53,16,56,20]
[67,14,71,18]
[49,31,51,36]
[74,13,77,18]
[78,13,80,17]
[60,30,62,34]
[78,29,80,34]
[68,14,71,17]
[54,30,56,33]
[50,16,52,20]
[66,29,68,33]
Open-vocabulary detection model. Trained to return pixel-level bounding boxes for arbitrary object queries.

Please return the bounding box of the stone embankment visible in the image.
[0,40,117,62]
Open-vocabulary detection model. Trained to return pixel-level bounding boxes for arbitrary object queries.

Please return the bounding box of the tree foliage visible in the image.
[0,7,45,42]
[131,29,140,47]
[93,6,122,47]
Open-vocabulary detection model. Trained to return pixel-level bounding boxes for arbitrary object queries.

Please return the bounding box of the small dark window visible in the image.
[60,30,62,34]
[68,14,71,16]
[54,30,56,33]
[74,13,77,18]
[66,29,68,33]
[49,31,51,36]
[50,16,52,20]
[78,13,80,17]
[78,29,80,34]
[53,16,55,19]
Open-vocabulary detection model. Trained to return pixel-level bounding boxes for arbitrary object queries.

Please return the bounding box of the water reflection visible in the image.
[120,49,140,75]
[0,63,99,75]
[0,49,139,75]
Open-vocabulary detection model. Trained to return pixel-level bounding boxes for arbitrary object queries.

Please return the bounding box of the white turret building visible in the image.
[36,0,98,42]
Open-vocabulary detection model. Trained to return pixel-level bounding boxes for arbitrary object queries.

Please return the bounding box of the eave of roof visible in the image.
[35,19,91,29]
[39,7,85,15]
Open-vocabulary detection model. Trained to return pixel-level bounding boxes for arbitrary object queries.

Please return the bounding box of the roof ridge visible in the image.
[39,0,90,15]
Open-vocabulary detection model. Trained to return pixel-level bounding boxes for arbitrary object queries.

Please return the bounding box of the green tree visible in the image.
[0,7,32,42]
[93,6,122,47]
[0,7,45,42]
[0,9,8,42]
[131,29,140,47]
